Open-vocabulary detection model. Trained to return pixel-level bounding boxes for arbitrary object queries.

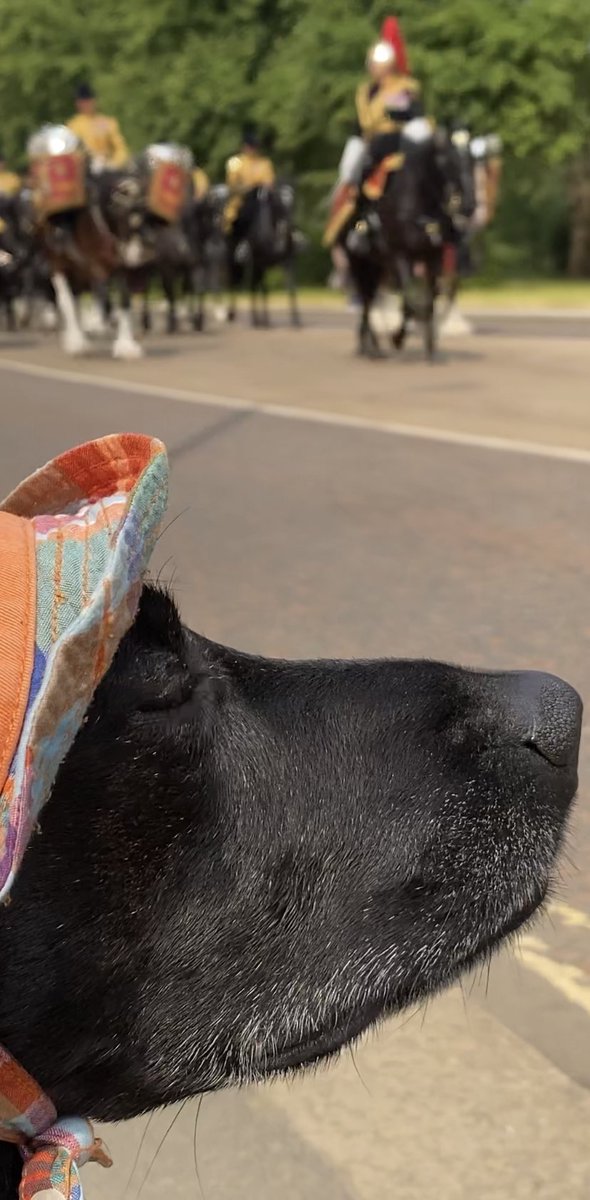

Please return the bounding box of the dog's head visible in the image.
[0,585,581,1123]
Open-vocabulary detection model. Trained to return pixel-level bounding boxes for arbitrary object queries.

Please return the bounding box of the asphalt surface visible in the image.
[304,308,590,340]
[1,328,589,1199]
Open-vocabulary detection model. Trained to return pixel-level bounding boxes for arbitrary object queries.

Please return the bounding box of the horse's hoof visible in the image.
[359,342,385,360]
[392,331,405,351]
[192,314,204,332]
[62,331,90,357]
[141,315,152,334]
[40,304,58,332]
[81,309,108,336]
[212,304,228,324]
[113,337,144,360]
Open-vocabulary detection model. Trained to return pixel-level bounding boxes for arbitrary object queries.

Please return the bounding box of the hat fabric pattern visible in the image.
[0,433,168,902]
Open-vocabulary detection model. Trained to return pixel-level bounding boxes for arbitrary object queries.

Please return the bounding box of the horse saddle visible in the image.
[362,153,405,202]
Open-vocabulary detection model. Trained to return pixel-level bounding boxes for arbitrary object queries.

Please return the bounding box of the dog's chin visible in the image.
[263,1001,384,1076]
[259,890,547,1079]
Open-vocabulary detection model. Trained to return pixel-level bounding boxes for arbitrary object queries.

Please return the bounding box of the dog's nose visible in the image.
[500,671,582,768]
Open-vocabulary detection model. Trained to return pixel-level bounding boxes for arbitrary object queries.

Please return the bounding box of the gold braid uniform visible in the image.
[67,113,129,167]
[224,151,275,230]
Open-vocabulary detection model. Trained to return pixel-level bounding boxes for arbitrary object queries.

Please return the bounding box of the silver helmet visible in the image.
[27,125,83,159]
[142,143,194,172]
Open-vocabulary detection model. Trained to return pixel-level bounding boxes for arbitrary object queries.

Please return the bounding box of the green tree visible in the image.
[0,0,589,275]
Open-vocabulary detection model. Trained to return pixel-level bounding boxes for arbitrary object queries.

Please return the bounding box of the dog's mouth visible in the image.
[264,1000,384,1074]
[260,889,547,1077]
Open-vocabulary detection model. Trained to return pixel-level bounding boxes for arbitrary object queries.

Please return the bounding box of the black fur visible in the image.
[0,587,580,1194]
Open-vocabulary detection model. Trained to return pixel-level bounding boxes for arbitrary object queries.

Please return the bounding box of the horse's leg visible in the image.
[260,269,271,328]
[162,270,177,334]
[112,274,143,359]
[250,261,260,328]
[227,250,238,323]
[358,295,382,358]
[209,245,228,323]
[285,255,302,328]
[358,300,371,356]
[391,255,413,352]
[141,277,152,334]
[52,271,90,356]
[81,284,109,335]
[5,298,16,333]
[423,263,438,361]
[392,304,408,351]
[190,264,205,331]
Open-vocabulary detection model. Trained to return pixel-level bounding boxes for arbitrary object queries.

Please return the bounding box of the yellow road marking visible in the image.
[548,899,590,931]
[519,937,590,1016]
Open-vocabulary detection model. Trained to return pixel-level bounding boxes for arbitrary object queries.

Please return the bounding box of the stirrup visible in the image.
[234,240,250,264]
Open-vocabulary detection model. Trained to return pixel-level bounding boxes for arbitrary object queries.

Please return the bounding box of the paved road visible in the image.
[1,339,589,1199]
[299,308,590,341]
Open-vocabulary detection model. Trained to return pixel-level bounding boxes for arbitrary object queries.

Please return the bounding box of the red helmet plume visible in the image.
[381,16,409,75]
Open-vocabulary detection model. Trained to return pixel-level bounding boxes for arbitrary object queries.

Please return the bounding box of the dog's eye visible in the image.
[136,669,194,714]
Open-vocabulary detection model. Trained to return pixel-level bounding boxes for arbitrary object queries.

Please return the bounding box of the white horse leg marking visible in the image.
[39,302,58,331]
[52,272,90,356]
[81,294,108,335]
[440,301,474,337]
[112,306,143,359]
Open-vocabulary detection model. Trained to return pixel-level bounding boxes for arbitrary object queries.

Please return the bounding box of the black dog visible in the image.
[0,586,582,1195]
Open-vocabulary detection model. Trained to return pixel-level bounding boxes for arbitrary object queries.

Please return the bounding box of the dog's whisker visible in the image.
[135,1098,190,1200]
[155,507,191,544]
[123,1111,155,1199]
[193,1095,206,1199]
[348,1045,370,1095]
[154,556,175,587]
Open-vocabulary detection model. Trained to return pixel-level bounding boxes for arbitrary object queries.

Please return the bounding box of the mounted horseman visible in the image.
[324,16,421,254]
[67,83,129,172]
[26,79,193,358]
[325,17,468,359]
[224,124,302,327]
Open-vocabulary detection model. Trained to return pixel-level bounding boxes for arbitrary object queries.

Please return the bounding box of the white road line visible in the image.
[2,355,590,465]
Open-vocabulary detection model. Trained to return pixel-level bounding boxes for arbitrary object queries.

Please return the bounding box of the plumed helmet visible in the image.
[380,16,409,74]
[366,40,396,70]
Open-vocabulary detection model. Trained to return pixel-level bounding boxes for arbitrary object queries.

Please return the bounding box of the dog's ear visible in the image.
[87,587,223,724]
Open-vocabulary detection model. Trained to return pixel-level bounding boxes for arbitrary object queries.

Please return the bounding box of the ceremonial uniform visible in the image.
[224,147,275,230]
[192,166,210,201]
[0,168,21,197]
[324,15,419,247]
[67,113,129,168]
[355,71,420,141]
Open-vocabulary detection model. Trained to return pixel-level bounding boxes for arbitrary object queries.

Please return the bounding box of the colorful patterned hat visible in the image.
[0,433,168,902]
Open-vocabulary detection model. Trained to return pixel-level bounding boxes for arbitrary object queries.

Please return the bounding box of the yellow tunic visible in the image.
[356,74,420,139]
[0,169,21,196]
[67,113,129,167]
[192,167,210,200]
[224,152,275,226]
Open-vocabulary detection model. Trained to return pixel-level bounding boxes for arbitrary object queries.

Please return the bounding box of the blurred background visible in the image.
[1,0,590,1197]
[0,0,589,284]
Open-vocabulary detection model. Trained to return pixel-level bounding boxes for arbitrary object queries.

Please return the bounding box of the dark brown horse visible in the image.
[342,122,465,360]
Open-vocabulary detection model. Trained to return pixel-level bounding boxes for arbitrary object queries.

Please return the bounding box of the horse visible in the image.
[0,193,30,330]
[95,165,195,340]
[140,183,229,335]
[26,126,144,358]
[227,183,302,328]
[342,120,466,360]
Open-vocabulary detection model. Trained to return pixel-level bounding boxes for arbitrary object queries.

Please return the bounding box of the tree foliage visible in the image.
[0,0,589,274]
